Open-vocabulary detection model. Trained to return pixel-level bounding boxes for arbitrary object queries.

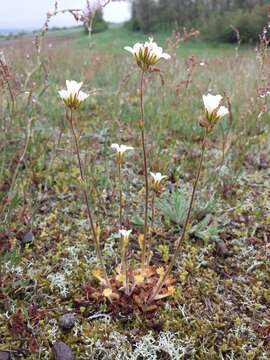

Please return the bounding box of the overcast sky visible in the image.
[0,0,131,30]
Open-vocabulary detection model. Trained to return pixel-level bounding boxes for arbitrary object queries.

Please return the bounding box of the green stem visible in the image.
[140,69,149,269]
[68,109,110,288]
[147,130,207,304]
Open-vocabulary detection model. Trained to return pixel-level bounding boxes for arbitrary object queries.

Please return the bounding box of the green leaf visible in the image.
[131,214,144,227]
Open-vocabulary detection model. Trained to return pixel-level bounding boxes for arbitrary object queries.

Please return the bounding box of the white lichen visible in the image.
[47,272,69,297]
[81,331,195,360]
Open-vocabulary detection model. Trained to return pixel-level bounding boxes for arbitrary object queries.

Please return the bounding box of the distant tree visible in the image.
[83,0,108,35]
[128,0,270,43]
[201,3,269,43]
[132,0,158,33]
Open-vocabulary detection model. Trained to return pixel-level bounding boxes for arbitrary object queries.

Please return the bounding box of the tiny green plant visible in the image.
[58,41,229,311]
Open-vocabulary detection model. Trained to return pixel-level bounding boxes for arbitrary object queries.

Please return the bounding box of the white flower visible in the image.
[203,94,223,116]
[217,106,229,118]
[119,229,132,238]
[202,93,229,130]
[150,172,167,192]
[124,38,171,70]
[119,229,132,247]
[58,80,88,109]
[150,172,167,184]
[111,143,133,164]
[111,143,134,154]
[59,80,82,99]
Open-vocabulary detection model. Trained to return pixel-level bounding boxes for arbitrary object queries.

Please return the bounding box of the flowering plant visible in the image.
[59,80,88,109]
[124,37,171,71]
[150,172,167,193]
[58,39,228,311]
[111,143,134,165]
[201,93,229,131]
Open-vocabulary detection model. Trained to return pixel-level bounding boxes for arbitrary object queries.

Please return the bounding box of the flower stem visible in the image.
[146,192,155,265]
[68,109,110,288]
[139,69,149,269]
[118,162,123,227]
[147,130,207,304]
[7,79,15,113]
[151,192,155,230]
[121,246,129,295]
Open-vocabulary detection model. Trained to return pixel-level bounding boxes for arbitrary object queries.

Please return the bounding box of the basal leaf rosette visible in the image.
[85,264,176,313]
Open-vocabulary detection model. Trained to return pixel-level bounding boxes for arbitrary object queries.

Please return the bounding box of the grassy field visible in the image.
[0,26,270,359]
[75,26,241,56]
[1,26,244,54]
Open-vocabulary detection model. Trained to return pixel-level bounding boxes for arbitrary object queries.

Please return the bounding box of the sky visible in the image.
[0,0,132,31]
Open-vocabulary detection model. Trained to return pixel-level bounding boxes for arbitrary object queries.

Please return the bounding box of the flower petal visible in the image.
[217,106,229,119]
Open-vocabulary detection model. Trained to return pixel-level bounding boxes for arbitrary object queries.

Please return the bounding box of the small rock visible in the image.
[216,240,231,258]
[21,230,34,245]
[168,182,176,193]
[200,260,208,268]
[0,352,10,360]
[52,341,75,360]
[59,313,75,331]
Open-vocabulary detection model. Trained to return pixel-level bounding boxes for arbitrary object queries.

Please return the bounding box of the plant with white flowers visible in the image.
[118,229,132,294]
[150,172,167,193]
[201,93,229,131]
[111,143,133,227]
[59,80,110,289]
[124,38,171,272]
[148,94,229,304]
[59,80,89,109]
[111,143,134,166]
[58,50,229,311]
[147,171,168,263]
[124,37,171,71]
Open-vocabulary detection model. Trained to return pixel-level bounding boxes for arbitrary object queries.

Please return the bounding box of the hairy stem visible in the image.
[148,130,207,304]
[139,69,149,269]
[68,109,110,288]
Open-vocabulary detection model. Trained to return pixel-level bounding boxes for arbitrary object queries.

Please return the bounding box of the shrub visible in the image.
[201,5,268,43]
[92,10,108,34]
[84,9,108,34]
